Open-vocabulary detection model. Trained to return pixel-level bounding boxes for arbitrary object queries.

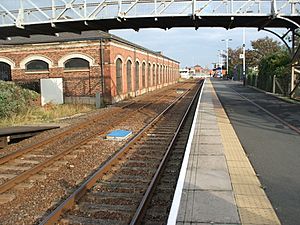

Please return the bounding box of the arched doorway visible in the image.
[0,62,11,81]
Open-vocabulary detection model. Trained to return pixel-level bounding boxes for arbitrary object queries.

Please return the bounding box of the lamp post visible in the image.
[242,28,246,86]
[221,38,232,78]
[218,50,223,68]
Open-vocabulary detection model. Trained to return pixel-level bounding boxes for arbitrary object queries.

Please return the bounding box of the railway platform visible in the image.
[0,125,59,148]
[168,79,281,225]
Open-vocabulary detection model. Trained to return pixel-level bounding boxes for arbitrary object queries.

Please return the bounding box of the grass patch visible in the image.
[0,103,94,128]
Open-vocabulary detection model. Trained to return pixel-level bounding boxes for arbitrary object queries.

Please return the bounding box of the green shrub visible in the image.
[257,50,291,94]
[0,81,39,118]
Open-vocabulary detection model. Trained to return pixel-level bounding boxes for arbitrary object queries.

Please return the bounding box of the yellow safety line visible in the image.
[208,79,281,225]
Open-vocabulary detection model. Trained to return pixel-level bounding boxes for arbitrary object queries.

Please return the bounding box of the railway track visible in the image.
[0,81,201,225]
[40,79,204,225]
[0,83,192,194]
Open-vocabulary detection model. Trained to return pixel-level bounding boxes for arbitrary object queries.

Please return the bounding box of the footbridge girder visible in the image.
[0,0,300,38]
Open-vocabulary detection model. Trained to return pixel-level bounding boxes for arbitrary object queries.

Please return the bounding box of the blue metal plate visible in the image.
[106,129,132,140]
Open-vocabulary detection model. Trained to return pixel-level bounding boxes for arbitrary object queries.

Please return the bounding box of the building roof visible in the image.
[0,30,179,63]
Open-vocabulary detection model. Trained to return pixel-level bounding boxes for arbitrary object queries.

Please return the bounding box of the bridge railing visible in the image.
[0,0,299,28]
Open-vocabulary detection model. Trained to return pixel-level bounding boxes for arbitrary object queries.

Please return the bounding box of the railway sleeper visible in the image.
[61,215,127,225]
[87,190,143,199]
[104,174,153,182]
[125,158,159,164]
[78,202,136,212]
[66,207,132,222]
[150,192,174,202]
[96,181,149,188]
[140,136,173,141]
[143,205,170,218]
[93,185,145,194]
[104,177,151,185]
[128,154,163,161]
[82,194,140,205]
[133,148,166,155]
[124,160,160,168]
[11,159,40,165]
[117,166,157,174]
[155,185,175,193]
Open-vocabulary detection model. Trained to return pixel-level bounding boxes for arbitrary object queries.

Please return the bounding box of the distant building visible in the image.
[0,31,180,104]
[180,65,209,79]
[179,67,195,79]
[194,64,203,74]
[179,68,190,79]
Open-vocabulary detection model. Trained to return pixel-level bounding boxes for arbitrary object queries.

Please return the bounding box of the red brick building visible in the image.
[194,64,203,74]
[0,31,180,104]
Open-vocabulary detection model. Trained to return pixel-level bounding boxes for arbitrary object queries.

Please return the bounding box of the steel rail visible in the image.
[39,81,198,225]
[0,85,191,195]
[0,83,178,166]
[0,107,123,165]
[129,79,204,224]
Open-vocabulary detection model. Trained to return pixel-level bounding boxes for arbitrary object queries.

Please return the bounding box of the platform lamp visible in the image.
[242,28,246,86]
[221,38,232,78]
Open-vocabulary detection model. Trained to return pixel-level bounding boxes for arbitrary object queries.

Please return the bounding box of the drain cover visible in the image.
[106,129,133,141]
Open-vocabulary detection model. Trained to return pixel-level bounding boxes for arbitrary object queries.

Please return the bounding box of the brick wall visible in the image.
[0,38,180,104]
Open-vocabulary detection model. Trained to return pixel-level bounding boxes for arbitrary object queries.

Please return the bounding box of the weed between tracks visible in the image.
[0,103,94,127]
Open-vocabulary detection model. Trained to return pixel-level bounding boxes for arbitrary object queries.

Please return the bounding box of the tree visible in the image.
[250,37,282,66]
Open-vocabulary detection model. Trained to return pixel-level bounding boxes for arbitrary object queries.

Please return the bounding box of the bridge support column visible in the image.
[291,66,295,96]
[290,65,300,98]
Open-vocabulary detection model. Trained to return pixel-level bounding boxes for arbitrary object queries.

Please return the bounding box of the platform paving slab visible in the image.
[177,190,240,224]
[172,79,281,225]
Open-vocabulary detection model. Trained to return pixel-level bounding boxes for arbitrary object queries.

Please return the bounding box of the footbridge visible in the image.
[1,0,300,35]
[0,0,300,95]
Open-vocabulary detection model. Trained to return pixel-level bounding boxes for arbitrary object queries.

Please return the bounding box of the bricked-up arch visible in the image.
[135,61,140,91]
[156,64,159,85]
[0,62,11,81]
[64,58,89,70]
[152,64,156,86]
[20,55,53,69]
[142,62,146,88]
[58,53,95,68]
[25,60,49,72]
[126,60,132,92]
[148,62,151,87]
[116,58,123,94]
[160,65,163,84]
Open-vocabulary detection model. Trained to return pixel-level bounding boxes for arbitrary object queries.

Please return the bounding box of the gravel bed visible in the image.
[0,81,196,225]
[0,107,114,158]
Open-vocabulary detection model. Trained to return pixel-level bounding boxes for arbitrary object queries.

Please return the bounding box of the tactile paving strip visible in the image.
[208,80,281,225]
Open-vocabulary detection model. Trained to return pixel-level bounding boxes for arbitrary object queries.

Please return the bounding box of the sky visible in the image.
[111,27,287,69]
[2,1,288,70]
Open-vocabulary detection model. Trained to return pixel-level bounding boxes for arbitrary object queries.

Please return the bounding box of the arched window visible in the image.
[135,61,140,91]
[127,60,132,92]
[152,64,156,86]
[148,63,151,87]
[116,58,123,93]
[142,62,146,88]
[64,58,89,70]
[0,62,11,81]
[25,60,49,72]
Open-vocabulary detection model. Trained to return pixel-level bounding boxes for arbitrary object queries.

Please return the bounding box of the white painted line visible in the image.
[167,79,206,225]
